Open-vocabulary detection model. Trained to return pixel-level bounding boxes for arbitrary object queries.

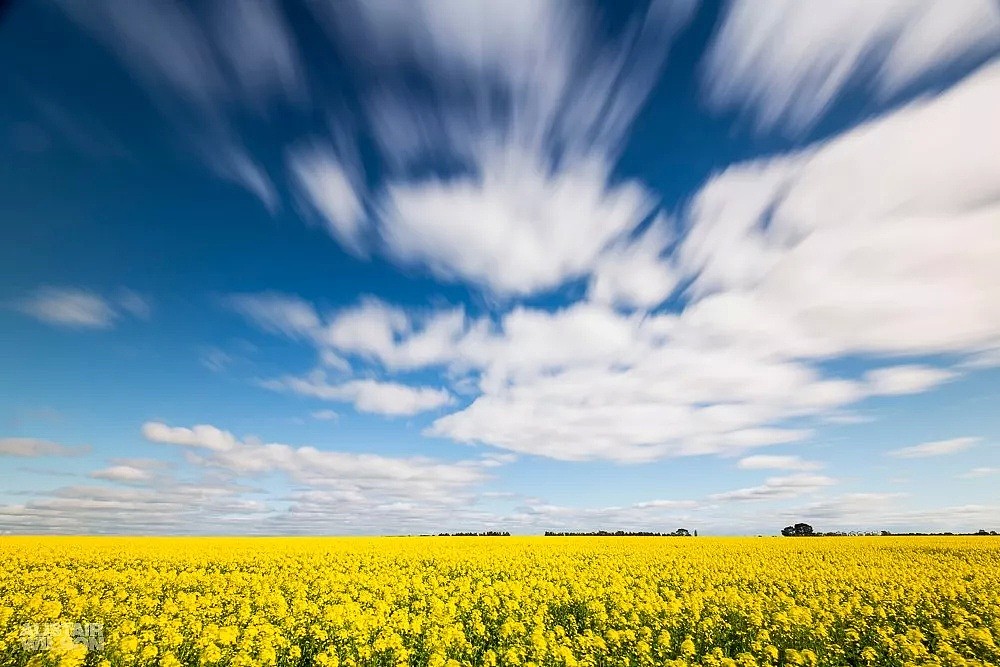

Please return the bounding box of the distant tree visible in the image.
[782,523,814,537]
[674,528,690,537]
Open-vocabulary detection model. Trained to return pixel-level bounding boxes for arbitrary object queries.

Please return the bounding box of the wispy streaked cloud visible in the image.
[958,467,999,479]
[17,287,117,329]
[702,0,1000,133]
[888,437,981,459]
[709,474,836,502]
[260,373,453,417]
[297,0,696,296]
[0,438,89,458]
[49,0,307,210]
[287,143,367,256]
[16,287,151,329]
[90,465,153,483]
[737,455,823,472]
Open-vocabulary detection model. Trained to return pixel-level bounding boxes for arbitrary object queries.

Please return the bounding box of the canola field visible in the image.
[1,537,998,667]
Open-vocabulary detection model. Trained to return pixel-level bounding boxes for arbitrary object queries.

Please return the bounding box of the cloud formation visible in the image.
[225,45,1000,464]
[231,290,961,462]
[294,0,696,294]
[0,438,88,457]
[260,373,453,416]
[709,474,836,502]
[887,437,981,459]
[958,467,998,479]
[702,0,1000,133]
[288,143,367,256]
[737,455,823,472]
[50,0,307,209]
[16,287,151,329]
[142,421,493,503]
[678,60,1000,359]
[90,465,154,483]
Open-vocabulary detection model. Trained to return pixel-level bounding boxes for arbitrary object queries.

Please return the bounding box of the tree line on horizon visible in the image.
[781,522,998,537]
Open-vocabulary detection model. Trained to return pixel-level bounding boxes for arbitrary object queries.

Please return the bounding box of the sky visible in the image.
[1,0,999,536]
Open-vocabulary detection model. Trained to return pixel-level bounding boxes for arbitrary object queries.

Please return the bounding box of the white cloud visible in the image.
[225,292,322,341]
[709,474,836,502]
[17,286,153,329]
[327,300,470,371]
[678,60,1000,359]
[17,287,117,329]
[322,298,412,362]
[0,438,88,458]
[960,346,1000,369]
[207,144,279,213]
[311,409,338,421]
[737,455,823,471]
[288,144,366,256]
[115,289,152,320]
[319,0,695,161]
[702,0,1000,133]
[52,0,224,112]
[422,302,842,461]
[864,365,957,396]
[300,0,695,295]
[0,481,273,535]
[229,294,468,371]
[142,422,239,452]
[261,372,452,416]
[208,0,306,110]
[142,421,493,502]
[381,152,653,295]
[587,216,679,309]
[958,467,998,479]
[228,290,958,462]
[51,0,305,210]
[820,412,875,426]
[319,349,351,372]
[227,45,997,465]
[200,347,233,373]
[90,465,153,483]
[887,437,981,459]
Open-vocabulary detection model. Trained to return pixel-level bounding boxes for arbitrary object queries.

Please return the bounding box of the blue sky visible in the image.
[1,0,999,535]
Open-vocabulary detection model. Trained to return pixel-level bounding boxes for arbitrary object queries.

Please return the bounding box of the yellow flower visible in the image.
[0,535,996,667]
[202,642,222,664]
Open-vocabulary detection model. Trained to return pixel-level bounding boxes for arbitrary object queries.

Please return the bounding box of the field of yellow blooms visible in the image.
[1,536,998,667]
